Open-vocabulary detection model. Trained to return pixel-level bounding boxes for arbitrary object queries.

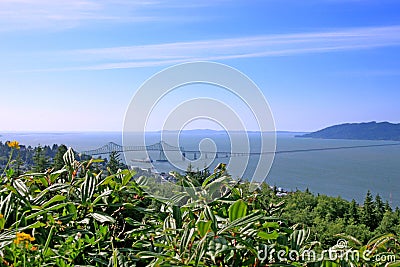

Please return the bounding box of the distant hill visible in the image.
[297,121,400,141]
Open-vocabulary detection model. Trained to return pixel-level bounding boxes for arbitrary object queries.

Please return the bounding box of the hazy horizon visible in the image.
[1,120,399,134]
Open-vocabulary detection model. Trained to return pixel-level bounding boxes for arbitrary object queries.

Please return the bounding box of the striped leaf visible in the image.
[12,179,29,197]
[81,172,97,204]
[0,193,12,222]
[63,147,75,166]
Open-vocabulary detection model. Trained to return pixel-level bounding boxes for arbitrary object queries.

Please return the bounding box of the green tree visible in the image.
[384,200,392,212]
[53,144,68,170]
[32,145,49,173]
[361,190,375,230]
[375,210,399,235]
[344,223,372,244]
[346,199,359,223]
[107,151,125,174]
[374,194,385,224]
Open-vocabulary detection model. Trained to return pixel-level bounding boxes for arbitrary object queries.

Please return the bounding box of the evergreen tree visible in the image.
[107,151,125,174]
[53,144,68,170]
[347,199,359,223]
[33,145,49,173]
[384,201,392,213]
[374,194,385,224]
[361,190,376,230]
[51,144,59,153]
[25,146,34,165]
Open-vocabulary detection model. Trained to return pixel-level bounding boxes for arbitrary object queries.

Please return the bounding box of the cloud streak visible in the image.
[40,25,400,71]
[0,0,226,31]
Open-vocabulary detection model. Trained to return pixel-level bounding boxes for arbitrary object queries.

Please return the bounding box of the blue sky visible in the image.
[0,0,399,132]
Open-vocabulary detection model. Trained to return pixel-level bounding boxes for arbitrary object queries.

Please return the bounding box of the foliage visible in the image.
[0,142,398,266]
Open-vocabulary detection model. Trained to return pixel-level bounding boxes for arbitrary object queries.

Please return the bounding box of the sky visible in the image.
[0,0,400,132]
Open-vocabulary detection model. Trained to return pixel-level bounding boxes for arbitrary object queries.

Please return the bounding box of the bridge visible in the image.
[79,141,245,161]
[79,141,400,161]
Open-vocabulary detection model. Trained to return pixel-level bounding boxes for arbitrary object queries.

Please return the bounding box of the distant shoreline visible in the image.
[297,121,400,141]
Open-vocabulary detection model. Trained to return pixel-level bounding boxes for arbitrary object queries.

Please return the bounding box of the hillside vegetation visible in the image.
[0,141,399,266]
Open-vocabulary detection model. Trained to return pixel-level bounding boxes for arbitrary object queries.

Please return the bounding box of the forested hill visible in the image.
[297,121,400,141]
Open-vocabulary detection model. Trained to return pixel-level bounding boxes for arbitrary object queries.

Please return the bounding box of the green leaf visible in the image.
[49,169,67,184]
[204,176,230,196]
[197,220,212,237]
[39,176,48,187]
[172,205,182,229]
[92,189,113,206]
[386,262,400,267]
[263,222,280,229]
[122,169,136,186]
[25,203,67,220]
[258,230,279,240]
[228,199,247,222]
[201,172,217,188]
[20,221,47,230]
[31,183,69,206]
[43,226,55,256]
[204,205,217,233]
[41,195,66,208]
[218,212,263,235]
[91,212,116,223]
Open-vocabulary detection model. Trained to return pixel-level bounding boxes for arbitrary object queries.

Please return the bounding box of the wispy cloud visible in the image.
[0,0,224,31]
[37,25,400,71]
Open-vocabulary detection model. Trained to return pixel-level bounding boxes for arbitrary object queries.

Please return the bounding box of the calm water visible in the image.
[1,132,399,207]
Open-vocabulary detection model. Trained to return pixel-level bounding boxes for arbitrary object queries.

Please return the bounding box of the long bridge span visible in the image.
[79,141,400,161]
[79,141,239,160]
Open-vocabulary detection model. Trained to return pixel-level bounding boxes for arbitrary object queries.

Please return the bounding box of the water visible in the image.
[1,131,399,207]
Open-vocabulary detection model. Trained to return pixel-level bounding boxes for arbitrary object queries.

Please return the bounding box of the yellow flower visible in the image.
[0,214,3,219]
[7,140,20,150]
[14,232,35,245]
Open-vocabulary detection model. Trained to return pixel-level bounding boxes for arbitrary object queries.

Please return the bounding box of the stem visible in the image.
[94,220,101,253]
[111,236,117,267]
[42,226,55,262]
[1,149,14,179]
[15,207,18,231]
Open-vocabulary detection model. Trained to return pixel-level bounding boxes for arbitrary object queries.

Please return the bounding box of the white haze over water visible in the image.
[1,131,399,207]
